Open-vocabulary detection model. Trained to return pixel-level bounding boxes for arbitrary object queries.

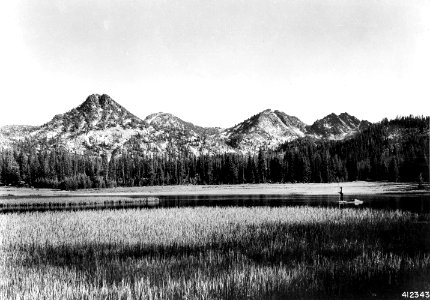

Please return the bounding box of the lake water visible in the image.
[1,193,429,214]
[155,194,430,213]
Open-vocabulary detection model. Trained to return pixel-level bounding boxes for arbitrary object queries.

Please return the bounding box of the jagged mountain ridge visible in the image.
[28,94,147,154]
[0,94,371,155]
[144,112,221,136]
[122,112,229,156]
[306,112,371,140]
[37,94,145,134]
[6,94,230,156]
[223,109,307,152]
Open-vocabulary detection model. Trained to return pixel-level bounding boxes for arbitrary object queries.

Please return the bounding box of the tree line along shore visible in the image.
[0,116,428,190]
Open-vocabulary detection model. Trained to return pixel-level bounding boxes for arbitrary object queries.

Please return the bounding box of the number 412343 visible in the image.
[402,292,430,298]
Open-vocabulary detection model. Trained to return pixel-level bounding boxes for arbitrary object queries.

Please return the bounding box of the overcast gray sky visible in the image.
[0,0,429,127]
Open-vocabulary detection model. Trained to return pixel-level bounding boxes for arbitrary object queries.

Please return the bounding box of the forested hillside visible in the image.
[0,116,428,189]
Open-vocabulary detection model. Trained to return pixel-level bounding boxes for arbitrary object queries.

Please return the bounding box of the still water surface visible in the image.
[156,194,430,213]
[1,193,429,213]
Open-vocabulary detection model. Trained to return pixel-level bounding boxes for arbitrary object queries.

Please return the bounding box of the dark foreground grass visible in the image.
[1,207,429,299]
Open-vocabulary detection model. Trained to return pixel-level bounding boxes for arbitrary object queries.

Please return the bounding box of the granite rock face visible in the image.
[1,94,370,156]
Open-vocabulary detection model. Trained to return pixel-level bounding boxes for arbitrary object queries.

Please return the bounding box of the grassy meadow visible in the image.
[1,206,430,299]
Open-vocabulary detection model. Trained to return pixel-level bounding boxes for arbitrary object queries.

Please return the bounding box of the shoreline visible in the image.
[1,181,429,198]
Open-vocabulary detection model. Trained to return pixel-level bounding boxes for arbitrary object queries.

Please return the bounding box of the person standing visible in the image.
[339,186,344,201]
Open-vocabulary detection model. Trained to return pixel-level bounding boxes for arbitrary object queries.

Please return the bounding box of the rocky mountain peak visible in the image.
[37,94,145,138]
[77,94,119,114]
[339,112,352,118]
[224,109,307,151]
[0,93,374,155]
[99,94,113,108]
[261,108,273,114]
[338,112,360,126]
[144,112,220,136]
[307,112,364,139]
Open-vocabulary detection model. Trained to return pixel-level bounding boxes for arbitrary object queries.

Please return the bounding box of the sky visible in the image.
[0,0,429,128]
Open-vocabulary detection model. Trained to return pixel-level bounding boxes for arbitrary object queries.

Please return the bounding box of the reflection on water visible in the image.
[156,194,430,214]
[1,193,429,214]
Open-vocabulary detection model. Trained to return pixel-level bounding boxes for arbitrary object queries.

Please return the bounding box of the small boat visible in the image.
[338,199,364,206]
[353,199,363,205]
[337,187,363,206]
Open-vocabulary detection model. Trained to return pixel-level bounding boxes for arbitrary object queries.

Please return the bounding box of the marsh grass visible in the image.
[0,196,160,213]
[1,207,430,299]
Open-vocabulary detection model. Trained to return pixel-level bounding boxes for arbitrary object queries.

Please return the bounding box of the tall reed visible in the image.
[1,207,429,299]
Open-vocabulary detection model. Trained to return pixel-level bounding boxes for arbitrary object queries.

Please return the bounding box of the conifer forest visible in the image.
[1,116,428,190]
